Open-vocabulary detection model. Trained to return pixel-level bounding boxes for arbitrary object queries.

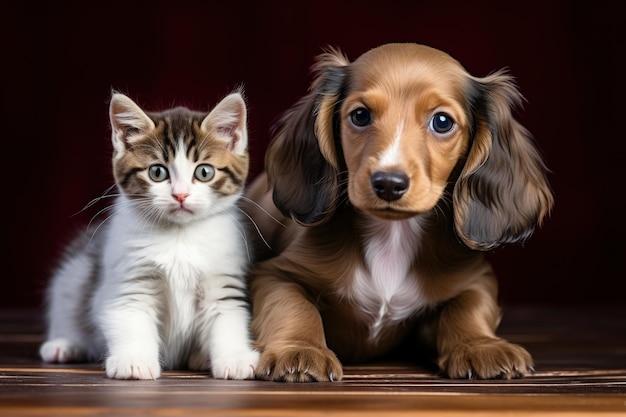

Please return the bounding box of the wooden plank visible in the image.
[0,307,624,416]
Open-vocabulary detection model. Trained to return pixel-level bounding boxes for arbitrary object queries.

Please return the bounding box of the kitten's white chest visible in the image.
[104,209,241,321]
[147,229,208,288]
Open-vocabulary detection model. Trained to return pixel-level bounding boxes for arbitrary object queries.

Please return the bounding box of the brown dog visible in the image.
[243,43,553,382]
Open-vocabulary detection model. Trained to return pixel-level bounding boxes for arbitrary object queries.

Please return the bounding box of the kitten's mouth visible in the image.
[171,205,194,215]
[167,207,196,224]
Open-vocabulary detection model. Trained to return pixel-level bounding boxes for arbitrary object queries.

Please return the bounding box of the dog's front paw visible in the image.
[105,355,161,380]
[211,348,260,380]
[256,344,343,382]
[439,338,533,379]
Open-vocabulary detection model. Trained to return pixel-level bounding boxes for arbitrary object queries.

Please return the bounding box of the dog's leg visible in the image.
[250,273,343,382]
[434,276,534,379]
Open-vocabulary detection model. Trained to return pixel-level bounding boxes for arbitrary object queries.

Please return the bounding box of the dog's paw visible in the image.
[211,348,260,380]
[439,338,534,379]
[105,355,161,380]
[39,339,86,363]
[256,344,343,382]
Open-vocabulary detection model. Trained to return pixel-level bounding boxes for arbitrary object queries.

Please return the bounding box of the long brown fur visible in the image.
[243,43,553,382]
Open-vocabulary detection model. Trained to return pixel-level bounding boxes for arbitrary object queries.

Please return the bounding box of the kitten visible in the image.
[39,90,260,380]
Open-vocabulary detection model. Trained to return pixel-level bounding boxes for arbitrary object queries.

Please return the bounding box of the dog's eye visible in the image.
[349,107,372,127]
[430,112,455,134]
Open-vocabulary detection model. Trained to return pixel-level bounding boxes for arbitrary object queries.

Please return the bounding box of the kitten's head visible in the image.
[109,91,249,226]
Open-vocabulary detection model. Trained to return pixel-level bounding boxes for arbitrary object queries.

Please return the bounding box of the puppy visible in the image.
[243,43,553,382]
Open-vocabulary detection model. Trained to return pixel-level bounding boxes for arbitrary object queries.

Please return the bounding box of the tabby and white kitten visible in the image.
[39,91,259,380]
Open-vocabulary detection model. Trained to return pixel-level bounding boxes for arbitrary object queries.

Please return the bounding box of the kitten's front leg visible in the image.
[191,280,259,380]
[101,301,162,380]
[208,309,259,380]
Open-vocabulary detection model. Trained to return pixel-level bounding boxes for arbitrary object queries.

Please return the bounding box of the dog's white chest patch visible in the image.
[350,218,426,340]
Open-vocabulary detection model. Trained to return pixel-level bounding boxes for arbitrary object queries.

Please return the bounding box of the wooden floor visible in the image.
[0,306,624,416]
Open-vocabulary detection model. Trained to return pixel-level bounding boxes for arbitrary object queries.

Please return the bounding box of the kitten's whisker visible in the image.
[228,214,255,263]
[87,205,117,229]
[239,196,286,228]
[73,185,119,217]
[236,207,272,251]
[86,211,115,246]
[129,198,161,233]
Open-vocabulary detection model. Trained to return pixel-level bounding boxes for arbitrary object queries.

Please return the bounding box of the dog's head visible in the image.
[265,43,553,250]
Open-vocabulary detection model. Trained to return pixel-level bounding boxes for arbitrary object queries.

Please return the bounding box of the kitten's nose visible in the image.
[371,171,410,201]
[174,193,189,203]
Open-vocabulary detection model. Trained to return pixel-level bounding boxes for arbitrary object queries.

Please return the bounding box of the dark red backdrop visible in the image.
[2,1,624,309]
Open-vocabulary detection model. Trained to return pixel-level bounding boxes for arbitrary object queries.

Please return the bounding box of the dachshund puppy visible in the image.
[243,43,553,382]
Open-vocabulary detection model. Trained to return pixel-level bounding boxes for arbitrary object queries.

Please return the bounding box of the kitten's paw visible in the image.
[211,348,260,380]
[105,355,161,380]
[40,339,86,363]
[439,338,534,379]
[256,344,343,382]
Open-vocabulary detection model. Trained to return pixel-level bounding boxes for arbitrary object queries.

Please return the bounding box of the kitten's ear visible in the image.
[201,93,248,156]
[109,93,155,154]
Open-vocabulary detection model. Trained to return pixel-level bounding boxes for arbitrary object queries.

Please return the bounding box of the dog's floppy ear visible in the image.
[265,47,349,225]
[453,70,554,251]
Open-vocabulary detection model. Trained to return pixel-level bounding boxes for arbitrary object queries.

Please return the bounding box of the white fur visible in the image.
[347,216,428,340]
[379,119,404,167]
[169,142,194,198]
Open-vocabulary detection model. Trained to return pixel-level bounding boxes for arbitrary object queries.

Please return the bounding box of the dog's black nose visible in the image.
[371,171,410,201]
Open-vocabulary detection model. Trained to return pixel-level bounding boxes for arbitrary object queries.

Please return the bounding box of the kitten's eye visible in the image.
[349,107,372,127]
[195,164,215,182]
[429,112,456,135]
[148,164,169,182]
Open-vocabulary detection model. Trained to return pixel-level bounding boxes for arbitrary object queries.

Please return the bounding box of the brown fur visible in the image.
[243,43,553,382]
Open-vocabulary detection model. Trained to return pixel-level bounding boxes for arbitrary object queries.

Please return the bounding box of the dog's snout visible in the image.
[371,171,410,202]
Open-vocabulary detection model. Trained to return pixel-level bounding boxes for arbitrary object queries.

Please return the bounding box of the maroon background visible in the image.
[2,1,624,309]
